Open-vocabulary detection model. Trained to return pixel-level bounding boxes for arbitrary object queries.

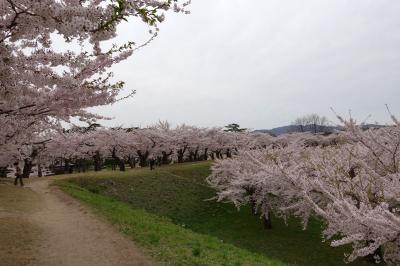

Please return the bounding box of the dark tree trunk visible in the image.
[192,147,199,161]
[119,160,125,171]
[0,167,7,178]
[37,164,42,177]
[127,157,136,169]
[188,152,194,162]
[68,163,73,173]
[137,150,149,167]
[93,151,102,171]
[203,148,208,161]
[250,199,257,215]
[226,148,232,158]
[244,187,257,215]
[177,146,187,163]
[149,159,155,170]
[22,158,33,178]
[210,153,215,160]
[22,149,38,178]
[177,150,184,163]
[162,151,172,165]
[64,159,70,174]
[76,160,81,173]
[263,212,272,229]
[112,148,125,171]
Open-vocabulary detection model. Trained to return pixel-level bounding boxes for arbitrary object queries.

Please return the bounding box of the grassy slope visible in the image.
[57,180,284,266]
[57,162,372,266]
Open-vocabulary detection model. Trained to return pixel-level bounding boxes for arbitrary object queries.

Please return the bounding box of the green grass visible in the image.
[56,179,284,266]
[56,162,373,266]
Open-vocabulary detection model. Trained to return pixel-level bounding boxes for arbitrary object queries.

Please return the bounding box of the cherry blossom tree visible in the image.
[0,0,189,165]
[208,121,400,265]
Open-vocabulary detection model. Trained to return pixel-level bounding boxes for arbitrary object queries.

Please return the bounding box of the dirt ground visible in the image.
[0,178,155,266]
[0,181,42,266]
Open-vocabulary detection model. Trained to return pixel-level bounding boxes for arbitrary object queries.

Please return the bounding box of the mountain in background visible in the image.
[254,126,294,136]
[255,124,386,136]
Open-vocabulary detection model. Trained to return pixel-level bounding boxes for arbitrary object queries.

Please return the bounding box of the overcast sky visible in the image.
[91,0,400,130]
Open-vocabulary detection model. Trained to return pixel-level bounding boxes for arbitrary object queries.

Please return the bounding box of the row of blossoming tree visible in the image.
[208,116,400,265]
[1,122,279,174]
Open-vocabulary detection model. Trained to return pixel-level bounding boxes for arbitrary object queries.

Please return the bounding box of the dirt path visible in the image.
[0,178,155,266]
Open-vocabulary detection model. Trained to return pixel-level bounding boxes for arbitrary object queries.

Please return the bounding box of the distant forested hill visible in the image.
[255,124,386,136]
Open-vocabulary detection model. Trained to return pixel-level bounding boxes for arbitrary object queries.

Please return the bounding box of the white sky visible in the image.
[90,0,400,130]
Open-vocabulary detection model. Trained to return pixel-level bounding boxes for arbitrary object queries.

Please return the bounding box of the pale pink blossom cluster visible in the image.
[208,121,400,265]
[0,0,187,160]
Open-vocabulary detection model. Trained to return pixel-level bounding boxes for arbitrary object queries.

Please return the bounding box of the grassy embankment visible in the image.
[56,161,372,266]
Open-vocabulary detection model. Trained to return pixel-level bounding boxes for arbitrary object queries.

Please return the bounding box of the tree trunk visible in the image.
[210,153,215,160]
[37,164,42,177]
[177,146,187,163]
[226,149,232,158]
[137,150,149,167]
[68,163,73,173]
[0,167,7,178]
[22,158,33,178]
[177,150,184,163]
[76,160,81,173]
[149,159,155,170]
[162,151,172,165]
[93,151,102,171]
[112,148,125,171]
[188,152,195,162]
[64,159,70,174]
[23,149,38,178]
[119,160,125,171]
[263,212,272,229]
[127,157,136,169]
[203,148,208,161]
[250,199,257,215]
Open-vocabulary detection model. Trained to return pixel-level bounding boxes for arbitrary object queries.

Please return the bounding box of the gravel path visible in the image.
[0,178,155,266]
